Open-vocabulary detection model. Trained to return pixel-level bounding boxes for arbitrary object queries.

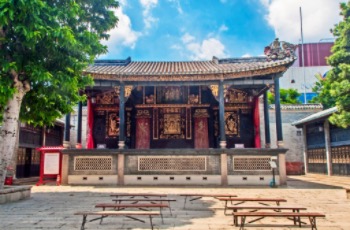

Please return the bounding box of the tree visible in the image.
[308,75,336,109]
[268,88,301,104]
[321,1,350,128]
[0,0,118,189]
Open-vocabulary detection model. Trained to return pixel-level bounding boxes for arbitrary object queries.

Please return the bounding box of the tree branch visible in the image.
[11,70,31,93]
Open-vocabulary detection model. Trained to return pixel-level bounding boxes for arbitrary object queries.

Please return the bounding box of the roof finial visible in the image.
[264,38,297,61]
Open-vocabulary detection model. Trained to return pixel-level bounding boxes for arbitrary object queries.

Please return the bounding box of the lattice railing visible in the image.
[308,149,326,164]
[332,146,350,164]
[74,156,113,171]
[138,156,206,171]
[233,156,273,171]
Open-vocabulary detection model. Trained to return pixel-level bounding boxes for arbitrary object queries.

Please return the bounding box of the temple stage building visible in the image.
[61,39,297,186]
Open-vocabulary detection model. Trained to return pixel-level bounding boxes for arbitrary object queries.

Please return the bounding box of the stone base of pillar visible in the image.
[63,141,70,148]
[277,141,284,148]
[265,143,271,148]
[219,141,227,149]
[118,141,125,149]
[75,143,82,149]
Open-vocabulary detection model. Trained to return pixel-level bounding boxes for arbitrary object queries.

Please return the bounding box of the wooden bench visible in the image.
[179,193,237,209]
[227,206,307,225]
[75,210,160,230]
[95,203,169,223]
[112,198,176,215]
[233,212,325,230]
[217,197,287,215]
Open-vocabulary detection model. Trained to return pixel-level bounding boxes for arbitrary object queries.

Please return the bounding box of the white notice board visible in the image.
[44,152,60,174]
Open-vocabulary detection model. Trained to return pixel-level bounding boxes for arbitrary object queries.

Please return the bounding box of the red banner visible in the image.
[136,118,150,149]
[87,98,94,149]
[194,117,209,149]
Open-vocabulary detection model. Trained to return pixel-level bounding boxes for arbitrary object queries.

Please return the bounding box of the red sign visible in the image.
[36,146,64,186]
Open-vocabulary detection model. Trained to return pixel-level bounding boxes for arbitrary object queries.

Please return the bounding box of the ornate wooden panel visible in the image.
[157,107,186,139]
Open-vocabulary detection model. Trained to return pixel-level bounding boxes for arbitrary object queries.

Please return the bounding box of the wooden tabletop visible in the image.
[218,197,287,202]
[95,203,169,208]
[110,193,167,197]
[179,194,237,197]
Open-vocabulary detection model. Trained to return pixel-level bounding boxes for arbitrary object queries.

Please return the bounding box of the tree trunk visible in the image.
[0,79,28,189]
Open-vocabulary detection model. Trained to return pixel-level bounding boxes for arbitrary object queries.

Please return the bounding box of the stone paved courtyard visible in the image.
[1,175,350,230]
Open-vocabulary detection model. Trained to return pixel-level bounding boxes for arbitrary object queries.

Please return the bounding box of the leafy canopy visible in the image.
[309,75,336,109]
[0,0,118,126]
[318,1,350,128]
[268,88,301,105]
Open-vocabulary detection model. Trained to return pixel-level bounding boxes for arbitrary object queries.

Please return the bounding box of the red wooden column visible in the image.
[86,98,94,149]
[194,109,209,149]
[253,97,261,148]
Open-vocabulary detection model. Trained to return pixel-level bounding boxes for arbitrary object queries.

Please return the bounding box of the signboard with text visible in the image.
[43,153,60,174]
[36,146,64,186]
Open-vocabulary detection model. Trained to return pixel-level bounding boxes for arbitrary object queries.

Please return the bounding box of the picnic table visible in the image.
[75,210,160,230]
[179,193,237,209]
[112,198,176,215]
[228,206,307,225]
[233,211,325,230]
[110,193,167,199]
[95,203,169,223]
[216,197,287,215]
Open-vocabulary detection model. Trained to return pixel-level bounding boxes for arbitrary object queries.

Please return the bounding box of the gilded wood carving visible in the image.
[96,91,118,104]
[225,89,248,103]
[224,112,240,136]
[158,107,186,139]
[107,112,119,137]
[164,114,181,135]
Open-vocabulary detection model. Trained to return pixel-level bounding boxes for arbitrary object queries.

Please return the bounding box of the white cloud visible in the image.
[101,7,140,55]
[242,53,251,58]
[170,44,182,50]
[219,24,229,32]
[118,0,127,6]
[168,0,183,14]
[181,33,195,43]
[260,0,343,43]
[140,0,158,29]
[181,34,227,60]
[259,0,269,8]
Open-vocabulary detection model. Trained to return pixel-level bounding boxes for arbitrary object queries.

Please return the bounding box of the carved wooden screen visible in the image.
[136,118,151,149]
[194,117,209,148]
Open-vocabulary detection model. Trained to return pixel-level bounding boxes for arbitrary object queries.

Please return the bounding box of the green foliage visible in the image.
[318,1,350,128]
[309,78,336,109]
[0,0,119,125]
[268,88,301,105]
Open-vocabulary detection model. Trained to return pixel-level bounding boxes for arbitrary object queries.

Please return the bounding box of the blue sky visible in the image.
[100,0,343,61]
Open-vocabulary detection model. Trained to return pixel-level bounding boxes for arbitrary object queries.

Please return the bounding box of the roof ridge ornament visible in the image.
[264,38,297,61]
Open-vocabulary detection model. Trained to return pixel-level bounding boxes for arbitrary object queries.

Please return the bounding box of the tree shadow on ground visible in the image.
[286,177,343,189]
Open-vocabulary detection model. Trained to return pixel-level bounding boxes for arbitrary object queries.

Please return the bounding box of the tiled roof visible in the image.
[85,56,295,77]
[269,104,323,110]
[291,107,338,126]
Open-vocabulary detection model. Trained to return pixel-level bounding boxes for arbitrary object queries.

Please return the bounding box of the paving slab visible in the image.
[1,176,350,229]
